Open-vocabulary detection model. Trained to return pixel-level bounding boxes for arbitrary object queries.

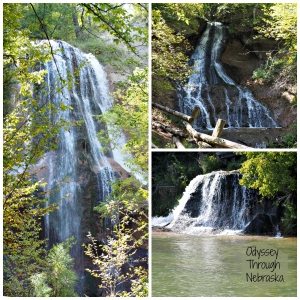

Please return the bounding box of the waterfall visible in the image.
[34,41,129,291]
[84,53,131,174]
[178,22,278,129]
[157,171,278,236]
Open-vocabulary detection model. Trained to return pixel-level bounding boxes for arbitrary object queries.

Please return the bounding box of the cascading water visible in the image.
[35,40,129,293]
[84,53,131,174]
[178,22,278,129]
[154,171,278,236]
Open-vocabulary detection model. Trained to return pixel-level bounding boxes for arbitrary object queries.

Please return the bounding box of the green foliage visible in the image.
[202,4,269,31]
[238,152,297,236]
[152,153,201,216]
[253,3,297,88]
[252,50,296,87]
[152,134,164,148]
[80,3,148,58]
[94,178,148,218]
[152,6,193,99]
[89,50,148,296]
[238,152,296,198]
[30,238,78,297]
[84,191,148,297]
[267,124,297,148]
[4,4,50,103]
[30,273,52,297]
[200,155,225,174]
[226,155,247,171]
[281,124,297,148]
[153,3,204,33]
[97,67,148,182]
[125,266,148,297]
[21,3,78,41]
[20,3,148,74]
[3,4,72,296]
[255,4,296,50]
[3,178,58,296]
[252,66,269,81]
[282,202,297,236]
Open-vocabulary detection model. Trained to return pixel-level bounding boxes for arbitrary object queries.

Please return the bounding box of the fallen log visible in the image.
[180,106,200,144]
[173,136,185,149]
[194,139,213,148]
[182,121,254,149]
[152,121,187,138]
[152,102,194,123]
[152,143,159,149]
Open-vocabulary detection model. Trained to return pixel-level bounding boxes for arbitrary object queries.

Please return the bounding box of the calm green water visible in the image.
[152,233,297,297]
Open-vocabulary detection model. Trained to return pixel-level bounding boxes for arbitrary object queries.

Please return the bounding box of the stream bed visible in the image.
[152,232,296,297]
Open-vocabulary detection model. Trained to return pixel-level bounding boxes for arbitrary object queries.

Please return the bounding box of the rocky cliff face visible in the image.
[178,22,279,130]
[221,37,296,127]
[31,40,134,295]
[178,21,296,128]
[166,171,281,236]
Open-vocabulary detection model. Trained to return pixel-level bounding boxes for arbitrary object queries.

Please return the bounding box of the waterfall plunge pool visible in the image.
[152,232,296,297]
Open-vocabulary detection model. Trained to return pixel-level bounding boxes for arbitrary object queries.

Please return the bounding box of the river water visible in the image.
[152,233,296,297]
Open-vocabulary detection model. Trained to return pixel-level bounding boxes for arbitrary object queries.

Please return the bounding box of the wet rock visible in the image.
[152,226,172,232]
[243,214,276,235]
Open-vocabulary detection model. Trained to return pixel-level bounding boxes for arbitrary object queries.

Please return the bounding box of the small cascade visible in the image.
[157,171,278,236]
[178,22,278,129]
[275,225,282,238]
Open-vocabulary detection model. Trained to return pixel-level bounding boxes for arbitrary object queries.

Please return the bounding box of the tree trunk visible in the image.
[152,102,194,123]
[182,121,254,149]
[152,122,187,138]
[194,139,213,148]
[173,136,185,149]
[72,7,81,38]
[180,106,200,144]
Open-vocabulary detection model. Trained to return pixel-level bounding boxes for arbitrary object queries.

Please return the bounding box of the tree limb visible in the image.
[29,3,64,84]
[80,3,141,57]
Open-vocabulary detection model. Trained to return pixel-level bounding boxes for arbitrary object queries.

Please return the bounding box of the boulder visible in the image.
[222,38,260,74]
[243,213,276,235]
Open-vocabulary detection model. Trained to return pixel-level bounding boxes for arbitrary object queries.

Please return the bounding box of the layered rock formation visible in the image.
[159,171,281,236]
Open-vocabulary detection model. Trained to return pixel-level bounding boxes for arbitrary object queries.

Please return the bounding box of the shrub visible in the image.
[282,201,297,236]
[30,238,78,297]
[201,155,225,174]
